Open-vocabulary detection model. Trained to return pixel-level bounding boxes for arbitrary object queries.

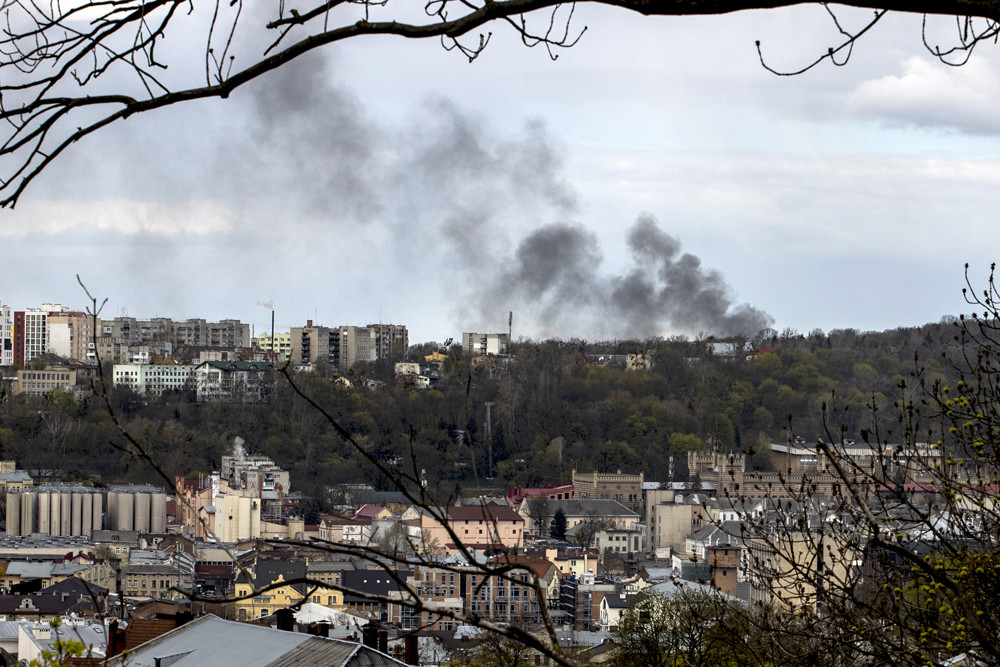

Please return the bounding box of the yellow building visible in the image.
[233,573,343,621]
[256,332,292,361]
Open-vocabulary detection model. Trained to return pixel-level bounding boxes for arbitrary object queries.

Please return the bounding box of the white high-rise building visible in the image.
[22,304,69,365]
[0,304,12,367]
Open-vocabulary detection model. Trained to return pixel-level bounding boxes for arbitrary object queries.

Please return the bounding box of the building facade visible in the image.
[571,470,644,513]
[46,312,99,362]
[462,332,509,356]
[15,304,69,366]
[255,332,291,361]
[0,303,12,367]
[113,363,196,395]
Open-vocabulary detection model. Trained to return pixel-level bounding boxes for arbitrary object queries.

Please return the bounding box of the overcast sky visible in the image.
[1,5,997,344]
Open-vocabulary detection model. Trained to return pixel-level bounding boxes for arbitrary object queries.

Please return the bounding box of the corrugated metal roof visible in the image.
[105,615,310,666]
[0,621,20,640]
[106,615,407,667]
[263,637,358,666]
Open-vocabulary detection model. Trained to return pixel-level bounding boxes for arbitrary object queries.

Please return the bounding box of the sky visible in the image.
[1,4,999,344]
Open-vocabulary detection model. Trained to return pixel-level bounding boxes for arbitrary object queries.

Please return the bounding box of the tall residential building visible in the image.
[289,321,340,367]
[255,332,291,361]
[290,322,408,372]
[47,311,100,362]
[369,324,409,362]
[102,316,250,349]
[462,332,509,356]
[0,304,12,367]
[14,304,69,366]
[338,325,376,371]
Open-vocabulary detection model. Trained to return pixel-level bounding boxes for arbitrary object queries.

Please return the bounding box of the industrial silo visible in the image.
[106,491,118,530]
[117,492,134,531]
[92,492,103,531]
[59,492,71,536]
[82,492,93,536]
[38,491,50,535]
[6,492,20,536]
[20,491,35,535]
[134,492,151,533]
[151,493,167,533]
[71,493,82,536]
[49,492,62,536]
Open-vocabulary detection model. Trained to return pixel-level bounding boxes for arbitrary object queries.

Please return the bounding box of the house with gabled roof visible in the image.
[354,504,392,521]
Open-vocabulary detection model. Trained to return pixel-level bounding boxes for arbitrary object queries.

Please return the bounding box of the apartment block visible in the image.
[14,304,69,366]
[289,321,408,372]
[369,323,409,361]
[101,316,251,349]
[288,321,340,367]
[47,312,100,363]
[462,332,509,356]
[113,363,196,395]
[255,332,291,361]
[0,303,12,367]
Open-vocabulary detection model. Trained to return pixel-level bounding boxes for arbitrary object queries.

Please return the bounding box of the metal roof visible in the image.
[105,614,406,667]
[104,615,311,666]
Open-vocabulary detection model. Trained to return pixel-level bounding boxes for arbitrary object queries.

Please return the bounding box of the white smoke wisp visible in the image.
[233,436,247,462]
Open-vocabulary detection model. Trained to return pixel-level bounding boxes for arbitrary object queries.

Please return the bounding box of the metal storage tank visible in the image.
[6,492,20,536]
[38,492,50,535]
[20,492,35,536]
[106,491,118,530]
[82,493,93,536]
[92,493,103,531]
[71,493,83,535]
[60,492,71,536]
[117,492,134,531]
[134,492,151,533]
[49,492,62,536]
[151,493,167,533]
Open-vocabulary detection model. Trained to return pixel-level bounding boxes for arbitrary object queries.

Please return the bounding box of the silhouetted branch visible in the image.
[2,0,1000,206]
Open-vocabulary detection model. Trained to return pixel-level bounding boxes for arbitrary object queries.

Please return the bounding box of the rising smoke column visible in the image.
[480,214,772,339]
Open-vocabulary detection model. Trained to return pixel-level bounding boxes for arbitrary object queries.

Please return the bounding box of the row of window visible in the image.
[21,372,70,380]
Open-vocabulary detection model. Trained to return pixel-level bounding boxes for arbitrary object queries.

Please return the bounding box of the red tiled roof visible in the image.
[354,505,386,519]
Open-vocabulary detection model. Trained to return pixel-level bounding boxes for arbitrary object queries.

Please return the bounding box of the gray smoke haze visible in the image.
[32,49,770,340]
[227,54,379,222]
[223,55,771,339]
[474,215,773,339]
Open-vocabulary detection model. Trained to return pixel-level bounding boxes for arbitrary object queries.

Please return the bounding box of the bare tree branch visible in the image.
[0,0,998,206]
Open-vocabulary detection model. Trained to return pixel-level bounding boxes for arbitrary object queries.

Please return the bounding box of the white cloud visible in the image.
[847,55,1000,134]
[0,199,235,237]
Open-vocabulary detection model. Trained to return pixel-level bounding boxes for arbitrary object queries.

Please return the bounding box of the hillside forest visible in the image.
[0,320,968,511]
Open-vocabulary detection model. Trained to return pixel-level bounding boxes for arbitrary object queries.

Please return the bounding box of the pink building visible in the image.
[420,504,524,555]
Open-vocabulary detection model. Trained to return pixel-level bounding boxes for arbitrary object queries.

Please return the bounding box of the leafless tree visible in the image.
[75,278,587,667]
[709,266,1000,666]
[0,0,999,207]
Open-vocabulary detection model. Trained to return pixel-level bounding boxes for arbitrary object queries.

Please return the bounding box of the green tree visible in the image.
[549,508,568,541]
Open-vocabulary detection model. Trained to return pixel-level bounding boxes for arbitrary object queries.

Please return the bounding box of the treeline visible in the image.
[0,319,966,506]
